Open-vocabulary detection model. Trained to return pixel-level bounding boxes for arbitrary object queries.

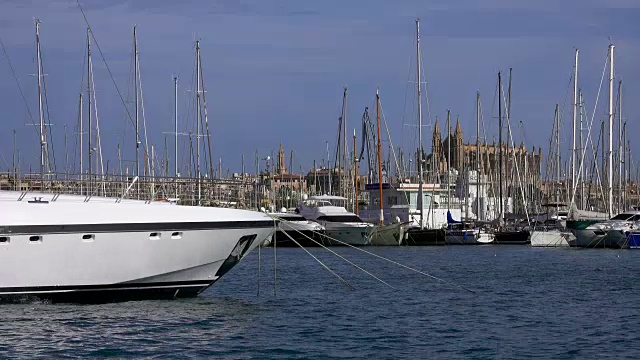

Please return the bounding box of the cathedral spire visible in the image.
[454,117,462,136]
[277,142,287,175]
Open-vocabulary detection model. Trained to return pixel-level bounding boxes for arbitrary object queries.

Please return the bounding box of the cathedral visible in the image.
[426,117,542,181]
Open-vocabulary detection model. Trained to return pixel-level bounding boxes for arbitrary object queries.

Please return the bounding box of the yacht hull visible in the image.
[322,223,373,246]
[0,225,273,303]
[570,228,607,248]
[602,230,631,249]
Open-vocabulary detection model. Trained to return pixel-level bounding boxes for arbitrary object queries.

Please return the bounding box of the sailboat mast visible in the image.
[174,76,178,177]
[506,68,512,205]
[572,49,579,199]
[87,28,93,194]
[553,104,562,203]
[343,88,348,199]
[579,89,584,208]
[79,93,83,193]
[376,89,384,225]
[447,110,451,211]
[195,40,202,204]
[476,92,481,220]
[134,26,140,180]
[34,19,46,185]
[416,18,424,230]
[607,44,614,217]
[498,72,503,219]
[618,80,623,211]
[353,128,358,214]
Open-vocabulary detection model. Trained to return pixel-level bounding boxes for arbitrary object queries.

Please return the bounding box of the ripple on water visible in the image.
[0,247,639,358]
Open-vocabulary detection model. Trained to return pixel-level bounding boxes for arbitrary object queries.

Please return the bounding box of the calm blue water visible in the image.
[1,246,638,359]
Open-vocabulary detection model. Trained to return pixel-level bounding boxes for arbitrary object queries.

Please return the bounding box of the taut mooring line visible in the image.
[269,213,476,294]
[278,228,355,290]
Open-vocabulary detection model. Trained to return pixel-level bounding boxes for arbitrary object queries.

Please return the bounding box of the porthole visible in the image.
[171,232,182,239]
[29,235,42,242]
[150,232,161,240]
[82,234,95,241]
[0,236,9,244]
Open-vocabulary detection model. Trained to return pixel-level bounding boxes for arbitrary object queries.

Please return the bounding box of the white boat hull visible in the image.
[0,192,274,302]
[530,230,570,247]
[321,222,373,246]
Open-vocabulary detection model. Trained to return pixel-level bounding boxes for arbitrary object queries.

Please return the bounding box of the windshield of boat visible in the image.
[317,215,363,223]
[304,199,344,208]
[610,213,640,221]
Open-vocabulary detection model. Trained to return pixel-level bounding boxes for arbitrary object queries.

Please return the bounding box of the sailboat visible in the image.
[566,44,620,247]
[530,105,570,247]
[444,211,494,244]
[402,18,447,246]
[366,89,411,246]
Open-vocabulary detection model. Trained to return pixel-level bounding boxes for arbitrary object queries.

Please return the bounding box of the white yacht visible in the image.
[296,195,373,246]
[568,212,640,248]
[601,213,640,249]
[0,191,275,302]
[267,211,326,247]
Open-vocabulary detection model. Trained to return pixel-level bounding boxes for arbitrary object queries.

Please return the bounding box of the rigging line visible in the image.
[40,59,57,175]
[399,46,413,154]
[267,214,395,289]
[197,56,215,179]
[136,52,151,173]
[500,81,530,225]
[380,104,410,205]
[76,0,136,131]
[419,44,433,129]
[289,220,475,293]
[277,228,355,290]
[0,37,39,137]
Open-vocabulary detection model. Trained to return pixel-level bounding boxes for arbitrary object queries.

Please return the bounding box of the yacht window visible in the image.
[82,234,95,241]
[150,232,161,240]
[317,215,363,223]
[29,235,42,242]
[0,236,9,243]
[630,215,640,221]
[278,215,304,221]
[171,232,183,239]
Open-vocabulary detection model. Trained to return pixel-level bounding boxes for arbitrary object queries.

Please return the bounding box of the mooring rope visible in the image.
[277,228,355,290]
[270,215,395,289]
[267,213,476,293]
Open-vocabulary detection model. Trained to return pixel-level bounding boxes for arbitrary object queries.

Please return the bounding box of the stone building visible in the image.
[427,117,542,181]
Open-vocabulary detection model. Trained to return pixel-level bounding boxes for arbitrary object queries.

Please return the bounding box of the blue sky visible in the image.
[0,0,638,176]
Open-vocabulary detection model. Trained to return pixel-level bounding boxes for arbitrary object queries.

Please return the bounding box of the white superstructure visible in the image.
[0,191,274,302]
